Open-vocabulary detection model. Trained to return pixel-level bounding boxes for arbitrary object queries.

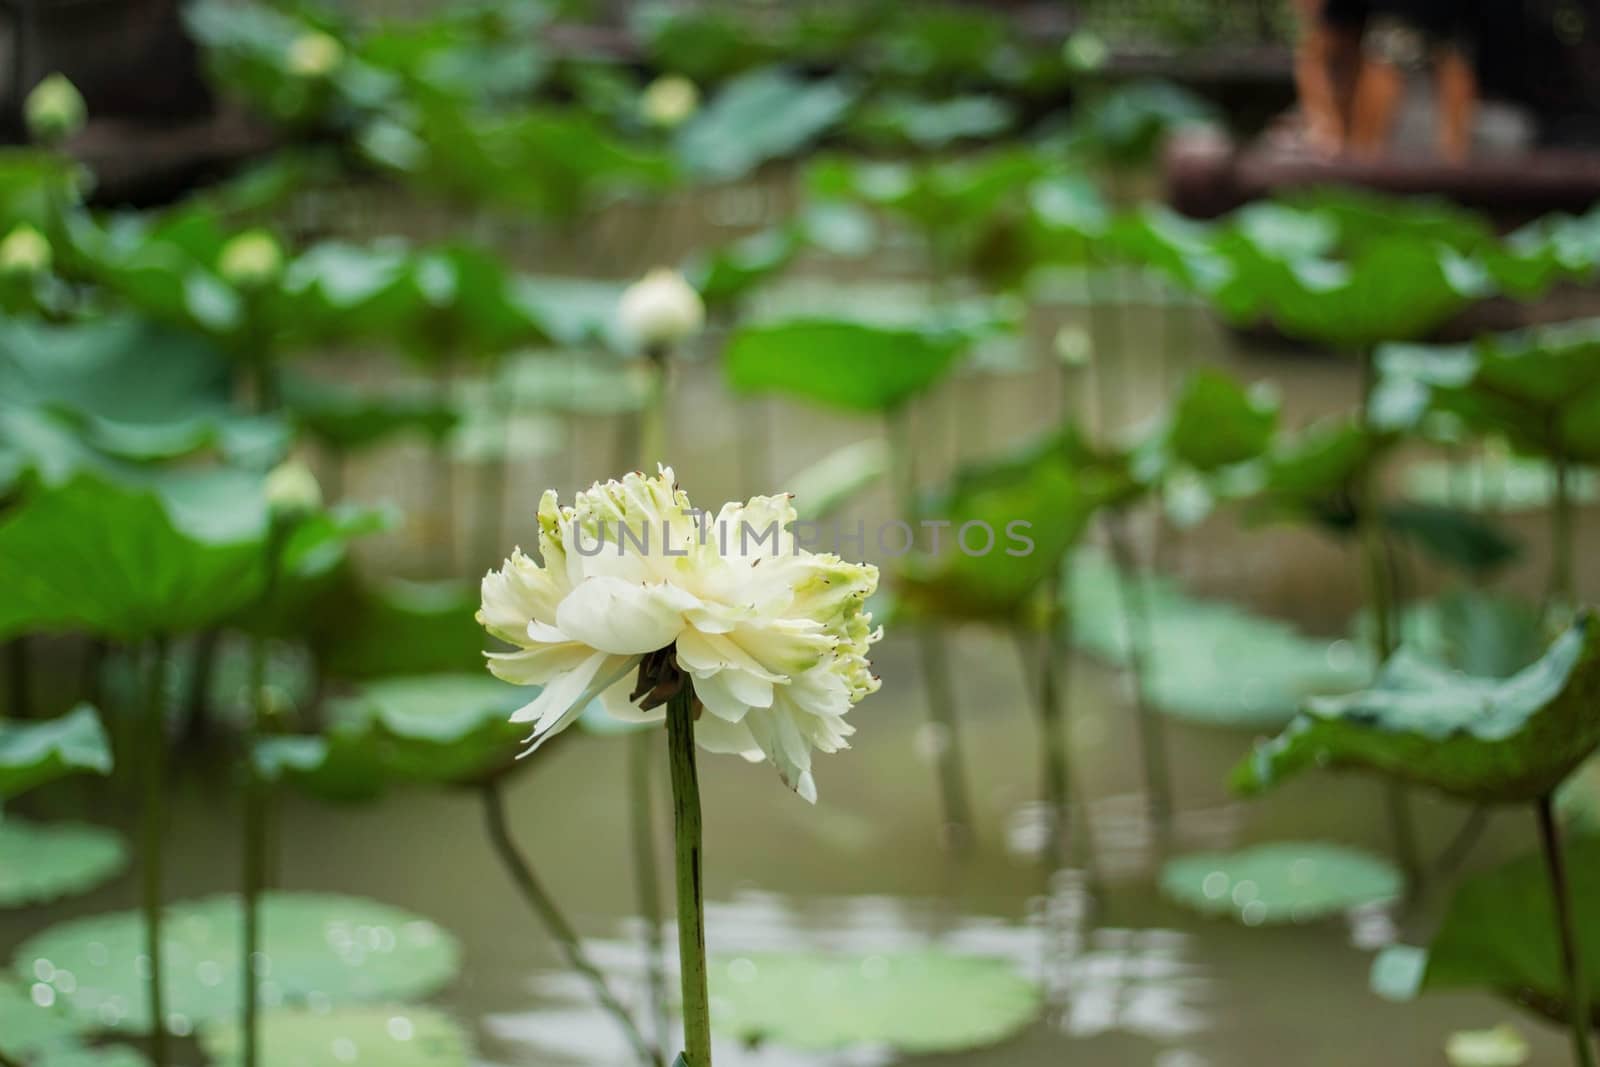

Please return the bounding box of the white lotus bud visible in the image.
[618,268,704,351]
[287,31,344,78]
[264,460,322,519]
[0,224,51,276]
[25,74,86,144]
[219,230,284,289]
[1063,32,1109,75]
[641,75,699,129]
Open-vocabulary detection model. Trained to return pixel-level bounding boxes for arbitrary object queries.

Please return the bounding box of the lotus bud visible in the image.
[0,224,52,277]
[1053,324,1093,367]
[618,267,704,353]
[641,75,699,129]
[1444,1025,1528,1067]
[24,74,86,144]
[287,31,344,78]
[1063,32,1109,75]
[264,460,322,519]
[219,230,284,290]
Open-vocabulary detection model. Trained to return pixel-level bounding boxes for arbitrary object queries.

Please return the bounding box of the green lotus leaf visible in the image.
[1233,612,1600,803]
[257,674,528,799]
[0,705,112,798]
[677,67,855,181]
[849,93,1014,150]
[1147,369,1278,476]
[1381,501,1520,575]
[1106,205,1230,294]
[1372,840,1600,1024]
[282,373,458,452]
[1377,321,1600,463]
[14,892,460,1032]
[1069,553,1372,729]
[724,315,990,412]
[0,471,264,640]
[896,429,1135,621]
[683,228,800,311]
[707,950,1041,1054]
[0,819,127,908]
[313,577,484,680]
[508,278,628,352]
[0,315,242,462]
[1160,842,1403,925]
[198,1005,471,1067]
[1060,80,1214,168]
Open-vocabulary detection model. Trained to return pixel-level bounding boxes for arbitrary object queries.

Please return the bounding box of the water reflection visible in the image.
[486,882,1212,1065]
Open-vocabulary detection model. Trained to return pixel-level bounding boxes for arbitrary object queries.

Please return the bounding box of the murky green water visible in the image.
[3,169,1587,1064]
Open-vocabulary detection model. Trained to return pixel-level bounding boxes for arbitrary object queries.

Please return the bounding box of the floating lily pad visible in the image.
[0,705,113,798]
[199,1006,471,1067]
[1371,840,1600,1023]
[1160,843,1403,926]
[0,979,82,1056]
[13,892,460,1032]
[1070,554,1372,729]
[0,819,127,908]
[1445,1025,1530,1067]
[1234,613,1600,803]
[708,950,1041,1054]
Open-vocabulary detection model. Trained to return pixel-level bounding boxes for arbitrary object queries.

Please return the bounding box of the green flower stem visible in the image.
[629,730,668,1061]
[1358,348,1420,890]
[242,636,267,1067]
[1104,512,1174,840]
[142,636,171,1067]
[6,637,28,718]
[665,686,712,1067]
[885,408,975,845]
[1537,794,1597,1067]
[1552,453,1576,612]
[480,781,661,1066]
[640,345,670,469]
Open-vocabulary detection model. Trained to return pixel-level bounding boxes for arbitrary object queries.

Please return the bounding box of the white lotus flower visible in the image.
[642,75,699,128]
[24,73,85,144]
[618,268,704,351]
[478,466,881,802]
[264,459,322,518]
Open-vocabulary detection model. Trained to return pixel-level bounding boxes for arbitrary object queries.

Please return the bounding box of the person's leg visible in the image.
[1434,45,1477,162]
[1294,0,1345,153]
[1350,56,1406,157]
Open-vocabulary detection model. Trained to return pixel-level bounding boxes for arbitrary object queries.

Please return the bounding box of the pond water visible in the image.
[2,170,1586,1065]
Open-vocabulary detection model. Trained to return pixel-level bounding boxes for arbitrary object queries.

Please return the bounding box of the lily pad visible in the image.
[0,819,127,908]
[1372,840,1600,1023]
[198,1006,471,1067]
[0,705,113,798]
[707,950,1041,1054]
[1069,553,1372,729]
[1233,612,1600,803]
[1161,842,1403,925]
[13,892,460,1032]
